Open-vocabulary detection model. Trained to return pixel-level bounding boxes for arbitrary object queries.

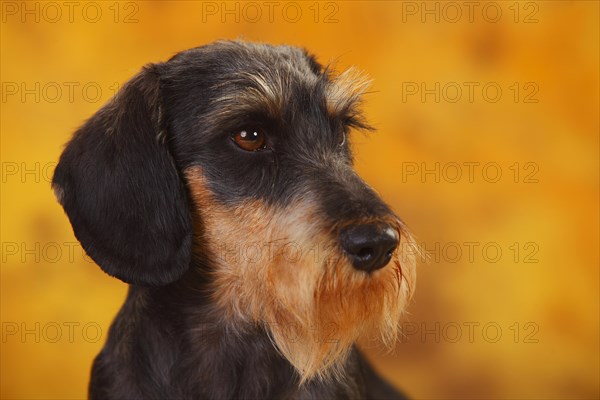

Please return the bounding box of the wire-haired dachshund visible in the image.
[52,40,417,400]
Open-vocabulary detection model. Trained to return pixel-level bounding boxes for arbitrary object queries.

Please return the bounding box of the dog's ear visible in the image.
[52,65,192,286]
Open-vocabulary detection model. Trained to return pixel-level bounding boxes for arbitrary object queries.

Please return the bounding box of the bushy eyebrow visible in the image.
[323,67,374,131]
[206,70,289,126]
[204,65,373,132]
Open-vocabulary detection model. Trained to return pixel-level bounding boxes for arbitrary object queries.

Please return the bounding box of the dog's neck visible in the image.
[105,265,364,399]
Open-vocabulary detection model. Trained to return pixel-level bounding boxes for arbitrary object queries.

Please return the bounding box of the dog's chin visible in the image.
[262,248,415,383]
[213,237,415,382]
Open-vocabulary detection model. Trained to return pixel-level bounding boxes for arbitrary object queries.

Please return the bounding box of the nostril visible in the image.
[385,242,398,256]
[357,247,374,259]
[340,223,400,272]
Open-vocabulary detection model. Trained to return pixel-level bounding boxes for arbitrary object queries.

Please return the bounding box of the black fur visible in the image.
[53,40,408,399]
[53,66,192,286]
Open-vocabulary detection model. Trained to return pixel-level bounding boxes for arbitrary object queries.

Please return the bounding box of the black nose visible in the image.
[340,223,399,272]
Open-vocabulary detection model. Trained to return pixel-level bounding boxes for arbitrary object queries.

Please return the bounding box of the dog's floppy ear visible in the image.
[52,65,192,286]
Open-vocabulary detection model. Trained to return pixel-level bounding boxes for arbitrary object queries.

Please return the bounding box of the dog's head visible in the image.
[53,40,417,381]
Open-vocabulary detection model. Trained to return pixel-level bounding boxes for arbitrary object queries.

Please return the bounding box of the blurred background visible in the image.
[1,1,598,399]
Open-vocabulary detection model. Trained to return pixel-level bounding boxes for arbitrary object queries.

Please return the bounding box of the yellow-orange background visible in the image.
[1,1,598,399]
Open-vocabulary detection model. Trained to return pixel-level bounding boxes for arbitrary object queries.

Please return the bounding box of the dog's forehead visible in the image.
[232,42,319,77]
[208,42,323,109]
[173,41,318,84]
[167,41,370,123]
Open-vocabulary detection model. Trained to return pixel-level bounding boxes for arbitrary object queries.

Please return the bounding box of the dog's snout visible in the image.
[340,223,399,272]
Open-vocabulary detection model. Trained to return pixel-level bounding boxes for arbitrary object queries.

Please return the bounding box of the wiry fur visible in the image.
[326,67,373,129]
[186,167,416,382]
[52,40,417,399]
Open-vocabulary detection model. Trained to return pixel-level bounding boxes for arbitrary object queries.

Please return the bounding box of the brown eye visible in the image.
[232,129,267,151]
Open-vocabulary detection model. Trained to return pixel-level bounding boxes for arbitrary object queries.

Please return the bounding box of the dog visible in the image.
[52,40,417,399]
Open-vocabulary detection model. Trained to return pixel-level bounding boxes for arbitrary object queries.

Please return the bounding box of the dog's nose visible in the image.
[340,223,399,272]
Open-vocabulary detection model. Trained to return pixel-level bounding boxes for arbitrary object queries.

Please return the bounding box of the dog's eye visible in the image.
[232,129,267,151]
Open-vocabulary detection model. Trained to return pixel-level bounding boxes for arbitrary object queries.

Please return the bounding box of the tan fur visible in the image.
[210,65,370,125]
[185,167,416,382]
[326,67,372,118]
[211,71,286,119]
